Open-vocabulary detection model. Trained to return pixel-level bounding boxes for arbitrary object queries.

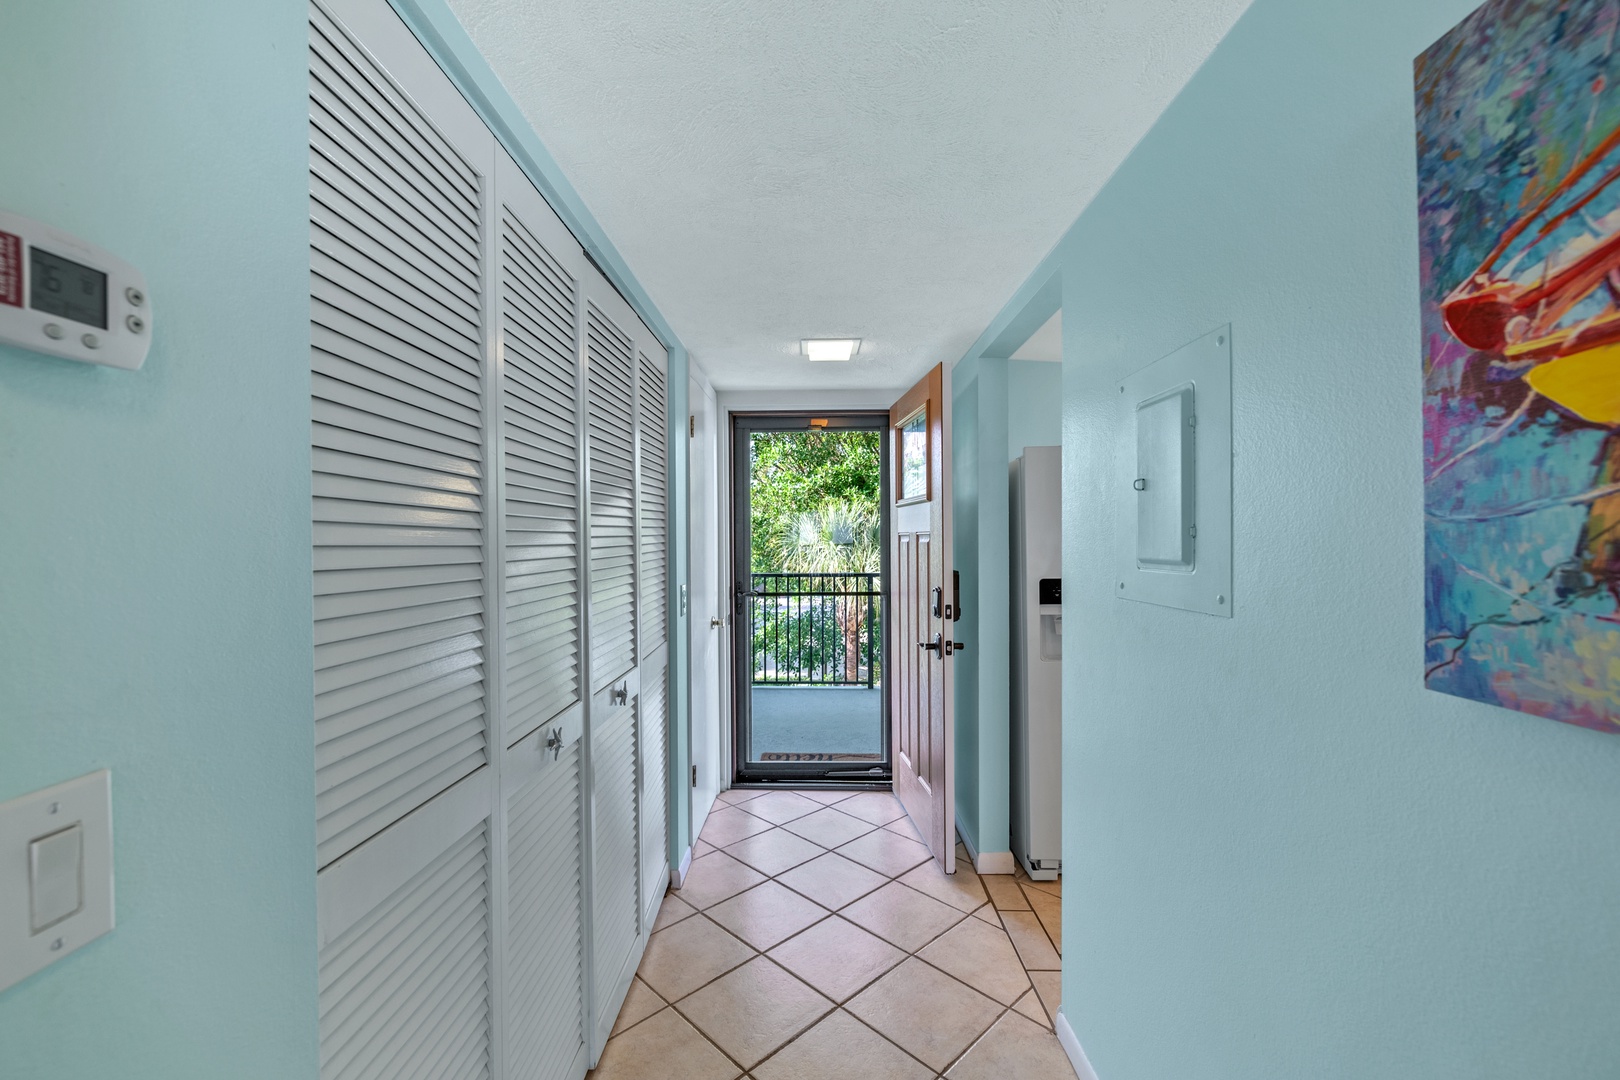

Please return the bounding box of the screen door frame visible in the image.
[730,411,894,784]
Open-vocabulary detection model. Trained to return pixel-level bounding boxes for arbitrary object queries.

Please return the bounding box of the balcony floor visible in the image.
[750,685,883,759]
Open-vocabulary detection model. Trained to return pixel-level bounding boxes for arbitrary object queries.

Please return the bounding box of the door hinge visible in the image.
[691,765,698,787]
[689,414,695,437]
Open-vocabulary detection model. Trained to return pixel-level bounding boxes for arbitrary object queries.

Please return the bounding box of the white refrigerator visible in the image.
[1010,446,1062,879]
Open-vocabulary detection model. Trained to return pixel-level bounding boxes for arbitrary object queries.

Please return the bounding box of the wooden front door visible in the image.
[889,364,955,872]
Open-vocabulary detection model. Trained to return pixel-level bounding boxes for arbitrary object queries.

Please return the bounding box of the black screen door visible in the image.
[731,412,892,783]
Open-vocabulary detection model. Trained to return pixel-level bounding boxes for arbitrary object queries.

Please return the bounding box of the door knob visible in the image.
[544,726,563,761]
[919,635,942,655]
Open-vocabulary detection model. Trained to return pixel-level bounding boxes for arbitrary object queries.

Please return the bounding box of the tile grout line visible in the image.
[669,967,841,1079]
[614,791,1063,1079]
[1011,877,1063,965]
[723,835,1022,1074]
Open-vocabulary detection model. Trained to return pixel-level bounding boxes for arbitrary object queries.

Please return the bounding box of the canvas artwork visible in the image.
[1418,0,1620,732]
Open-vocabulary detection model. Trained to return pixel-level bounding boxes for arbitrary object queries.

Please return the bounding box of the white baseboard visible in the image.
[976,849,1017,875]
[670,845,693,888]
[1055,1010,1100,1080]
[954,811,1017,875]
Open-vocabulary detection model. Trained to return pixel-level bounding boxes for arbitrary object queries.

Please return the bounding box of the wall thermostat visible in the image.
[0,211,151,370]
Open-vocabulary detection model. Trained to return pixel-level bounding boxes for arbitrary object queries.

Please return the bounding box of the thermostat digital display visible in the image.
[30,248,108,329]
[0,210,150,370]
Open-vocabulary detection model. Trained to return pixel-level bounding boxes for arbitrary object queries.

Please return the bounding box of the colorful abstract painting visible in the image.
[1418,0,1620,732]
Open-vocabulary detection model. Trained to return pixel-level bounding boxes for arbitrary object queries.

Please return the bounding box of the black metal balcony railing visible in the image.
[749,572,882,687]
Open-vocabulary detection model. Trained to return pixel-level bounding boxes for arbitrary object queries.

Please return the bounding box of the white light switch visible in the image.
[29,825,84,932]
[0,770,113,994]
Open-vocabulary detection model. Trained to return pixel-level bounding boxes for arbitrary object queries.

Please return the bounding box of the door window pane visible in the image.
[898,408,927,502]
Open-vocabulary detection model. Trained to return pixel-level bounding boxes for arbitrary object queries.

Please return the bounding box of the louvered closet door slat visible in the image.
[311,245,479,358]
[311,244,480,354]
[315,611,482,670]
[637,351,669,658]
[638,673,668,917]
[319,823,491,1080]
[307,33,479,235]
[312,397,479,463]
[587,303,638,690]
[314,424,478,487]
[636,347,669,915]
[311,284,482,396]
[313,447,480,497]
[505,746,585,1080]
[305,97,479,281]
[311,202,480,328]
[500,206,580,746]
[308,127,480,293]
[593,702,640,1017]
[310,0,487,870]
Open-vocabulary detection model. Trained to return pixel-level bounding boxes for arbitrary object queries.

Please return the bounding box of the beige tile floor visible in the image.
[589,788,1072,1080]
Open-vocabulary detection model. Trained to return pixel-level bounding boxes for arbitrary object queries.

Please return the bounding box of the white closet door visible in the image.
[309,0,492,871]
[584,281,644,1049]
[310,3,499,1079]
[494,148,589,1080]
[636,347,670,920]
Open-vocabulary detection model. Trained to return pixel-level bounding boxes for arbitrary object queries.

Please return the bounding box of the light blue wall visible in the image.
[1007,361,1061,457]
[968,0,1620,1075]
[953,357,1060,860]
[0,3,316,1078]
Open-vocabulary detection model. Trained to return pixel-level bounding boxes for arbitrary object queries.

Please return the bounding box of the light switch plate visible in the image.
[1117,326,1232,617]
[0,770,114,993]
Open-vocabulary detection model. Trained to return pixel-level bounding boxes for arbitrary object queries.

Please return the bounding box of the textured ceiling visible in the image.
[447,0,1252,391]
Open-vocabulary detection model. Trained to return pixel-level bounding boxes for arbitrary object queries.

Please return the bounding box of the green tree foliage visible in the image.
[750,430,880,572]
[748,432,883,684]
[777,500,880,576]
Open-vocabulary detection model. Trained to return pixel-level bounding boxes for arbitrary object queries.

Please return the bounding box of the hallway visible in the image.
[590,789,1069,1079]
[10,2,1620,1078]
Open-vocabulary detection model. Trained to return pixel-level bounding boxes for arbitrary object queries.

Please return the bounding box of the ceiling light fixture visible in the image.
[802,338,859,362]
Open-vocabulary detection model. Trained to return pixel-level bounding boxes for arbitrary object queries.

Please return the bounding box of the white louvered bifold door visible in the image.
[311,3,501,1079]
[636,347,670,923]
[493,147,590,1080]
[583,278,645,1051]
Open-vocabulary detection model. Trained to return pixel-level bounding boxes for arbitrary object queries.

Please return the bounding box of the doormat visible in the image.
[758,752,882,762]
